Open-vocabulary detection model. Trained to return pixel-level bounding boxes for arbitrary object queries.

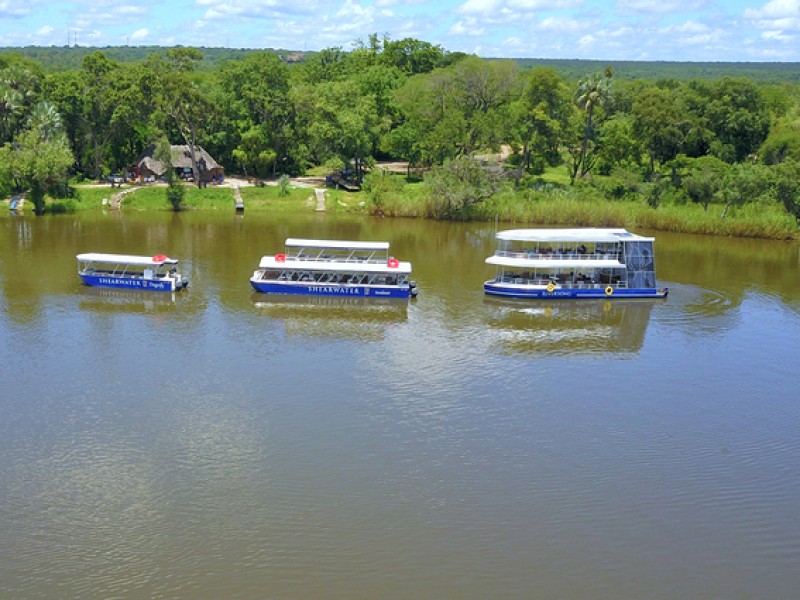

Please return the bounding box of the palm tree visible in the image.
[0,83,23,143]
[574,68,612,179]
[26,101,64,141]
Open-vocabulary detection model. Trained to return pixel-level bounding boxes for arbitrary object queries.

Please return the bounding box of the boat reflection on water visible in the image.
[485,297,662,355]
[252,293,408,341]
[79,287,179,314]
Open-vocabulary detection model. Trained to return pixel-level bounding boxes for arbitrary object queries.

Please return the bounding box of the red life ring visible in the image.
[152,254,168,262]
[387,258,400,268]
[275,253,286,263]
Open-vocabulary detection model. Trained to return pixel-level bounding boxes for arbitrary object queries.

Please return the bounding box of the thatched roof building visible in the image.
[136,145,224,183]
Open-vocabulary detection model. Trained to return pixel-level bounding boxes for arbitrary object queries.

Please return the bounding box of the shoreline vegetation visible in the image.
[25,168,797,242]
[2,43,800,241]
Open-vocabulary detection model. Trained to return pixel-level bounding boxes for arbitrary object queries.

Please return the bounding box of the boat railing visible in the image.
[496,251,620,260]
[496,276,630,289]
[290,252,388,264]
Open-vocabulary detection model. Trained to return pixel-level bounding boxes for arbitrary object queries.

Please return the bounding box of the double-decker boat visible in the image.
[76,253,189,292]
[249,238,418,299]
[484,228,668,300]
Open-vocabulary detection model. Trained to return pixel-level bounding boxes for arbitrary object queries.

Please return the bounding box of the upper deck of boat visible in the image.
[259,238,410,272]
[285,239,391,252]
[494,228,655,244]
[76,253,179,267]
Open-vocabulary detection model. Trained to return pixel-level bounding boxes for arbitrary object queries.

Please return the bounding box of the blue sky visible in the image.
[1,0,798,61]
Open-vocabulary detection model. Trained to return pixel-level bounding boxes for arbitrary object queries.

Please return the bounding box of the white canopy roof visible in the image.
[496,228,654,243]
[76,253,178,266]
[258,256,411,274]
[284,238,390,251]
[486,256,624,269]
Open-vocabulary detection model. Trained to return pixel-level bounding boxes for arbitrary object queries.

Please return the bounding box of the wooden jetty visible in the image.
[233,184,244,212]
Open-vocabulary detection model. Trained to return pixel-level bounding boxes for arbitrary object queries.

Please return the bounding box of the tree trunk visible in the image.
[31,180,46,216]
[579,107,594,177]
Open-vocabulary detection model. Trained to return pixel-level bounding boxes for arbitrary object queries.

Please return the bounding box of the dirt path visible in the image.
[108,187,141,209]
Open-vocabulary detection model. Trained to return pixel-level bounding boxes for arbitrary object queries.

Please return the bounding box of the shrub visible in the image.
[166,179,185,211]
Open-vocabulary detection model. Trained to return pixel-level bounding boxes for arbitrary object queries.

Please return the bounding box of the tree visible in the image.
[3,118,74,215]
[363,168,404,214]
[631,86,688,172]
[573,68,612,181]
[681,156,728,210]
[392,57,517,167]
[79,52,124,178]
[595,115,639,175]
[231,126,275,178]
[392,72,460,167]
[152,48,217,188]
[514,67,573,173]
[165,177,185,211]
[423,156,505,219]
[0,80,24,144]
[379,38,448,75]
[718,162,774,218]
[773,159,800,221]
[45,52,153,180]
[292,79,382,181]
[296,47,349,84]
[692,77,771,162]
[450,57,518,154]
[759,117,800,165]
[218,51,293,175]
[353,63,405,156]
[154,137,184,211]
[0,64,42,144]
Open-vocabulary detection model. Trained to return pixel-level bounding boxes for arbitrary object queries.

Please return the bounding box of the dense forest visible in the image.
[4,45,800,82]
[1,37,799,230]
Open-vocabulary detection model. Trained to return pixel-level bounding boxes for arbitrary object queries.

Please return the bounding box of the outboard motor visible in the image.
[409,280,418,298]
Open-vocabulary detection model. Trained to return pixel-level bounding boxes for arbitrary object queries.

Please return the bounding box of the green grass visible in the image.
[65,179,799,240]
[240,185,326,211]
[366,179,799,240]
[68,182,324,212]
[52,186,111,210]
[475,193,799,240]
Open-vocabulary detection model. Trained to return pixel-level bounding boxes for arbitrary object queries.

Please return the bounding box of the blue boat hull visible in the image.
[80,274,177,292]
[250,279,411,299]
[484,282,668,300]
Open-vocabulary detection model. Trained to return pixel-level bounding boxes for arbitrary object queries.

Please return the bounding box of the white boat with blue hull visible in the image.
[484,228,668,300]
[250,238,418,299]
[77,253,189,292]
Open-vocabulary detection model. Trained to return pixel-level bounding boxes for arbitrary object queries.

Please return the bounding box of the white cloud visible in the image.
[449,18,486,36]
[130,28,148,40]
[36,24,54,36]
[614,0,707,15]
[535,16,589,33]
[576,33,595,49]
[743,0,800,48]
[0,1,30,17]
[508,0,581,8]
[744,0,800,20]
[457,0,504,17]
[374,0,430,6]
[761,30,793,40]
[662,20,710,34]
[199,0,324,19]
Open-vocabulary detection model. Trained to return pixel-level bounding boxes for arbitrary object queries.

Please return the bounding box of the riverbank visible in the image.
[11,176,799,241]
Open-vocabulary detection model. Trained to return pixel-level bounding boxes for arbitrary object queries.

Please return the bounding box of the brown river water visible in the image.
[1,210,799,599]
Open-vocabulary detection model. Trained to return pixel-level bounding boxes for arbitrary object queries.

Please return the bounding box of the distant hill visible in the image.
[0,46,305,72]
[510,58,800,82]
[1,45,799,82]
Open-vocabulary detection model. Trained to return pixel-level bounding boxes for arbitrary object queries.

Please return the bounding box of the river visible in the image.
[1,210,799,599]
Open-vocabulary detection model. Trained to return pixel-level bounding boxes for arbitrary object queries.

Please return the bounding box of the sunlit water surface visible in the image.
[2,211,799,599]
